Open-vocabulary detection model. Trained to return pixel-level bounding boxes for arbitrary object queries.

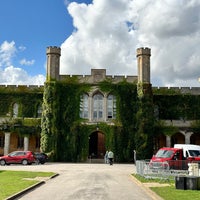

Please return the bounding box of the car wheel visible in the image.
[0,160,6,166]
[22,159,28,165]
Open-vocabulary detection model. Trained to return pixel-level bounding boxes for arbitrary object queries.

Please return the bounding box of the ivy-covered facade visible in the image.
[1,46,200,162]
[0,86,43,155]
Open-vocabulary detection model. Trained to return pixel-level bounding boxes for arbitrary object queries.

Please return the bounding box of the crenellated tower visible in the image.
[136,47,151,84]
[46,46,61,81]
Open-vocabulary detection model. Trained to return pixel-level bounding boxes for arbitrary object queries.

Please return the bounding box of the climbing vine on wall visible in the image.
[153,94,200,120]
[41,78,90,161]
[135,83,155,159]
[0,87,43,117]
[100,79,140,161]
[42,78,185,162]
[0,86,43,137]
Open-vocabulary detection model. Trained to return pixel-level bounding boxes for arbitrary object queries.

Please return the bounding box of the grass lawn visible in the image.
[133,174,200,200]
[0,170,55,200]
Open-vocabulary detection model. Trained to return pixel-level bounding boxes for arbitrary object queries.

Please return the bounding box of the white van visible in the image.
[174,144,200,160]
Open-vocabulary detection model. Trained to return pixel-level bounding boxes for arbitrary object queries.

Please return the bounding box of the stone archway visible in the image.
[89,131,105,159]
[190,133,200,145]
[171,132,185,146]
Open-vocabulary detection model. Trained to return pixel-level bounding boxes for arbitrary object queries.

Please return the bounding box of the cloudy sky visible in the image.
[1,0,200,87]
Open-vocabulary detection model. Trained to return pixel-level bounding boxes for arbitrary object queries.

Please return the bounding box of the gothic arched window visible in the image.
[80,93,89,119]
[13,103,19,118]
[37,104,43,118]
[93,93,103,120]
[107,94,116,119]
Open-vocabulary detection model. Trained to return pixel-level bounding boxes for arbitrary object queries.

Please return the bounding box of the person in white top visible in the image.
[108,150,114,165]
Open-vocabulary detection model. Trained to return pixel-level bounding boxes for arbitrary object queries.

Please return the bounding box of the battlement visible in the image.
[59,69,138,84]
[0,85,44,91]
[153,87,200,95]
[46,46,61,55]
[136,47,151,57]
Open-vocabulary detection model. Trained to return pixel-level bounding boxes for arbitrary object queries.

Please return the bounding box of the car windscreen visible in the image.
[155,150,174,158]
[188,150,200,157]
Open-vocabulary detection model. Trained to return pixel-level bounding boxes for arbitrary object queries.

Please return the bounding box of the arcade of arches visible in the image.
[87,130,200,159]
[154,131,200,152]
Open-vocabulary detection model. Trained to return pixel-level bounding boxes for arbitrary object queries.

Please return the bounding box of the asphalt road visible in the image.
[1,163,157,200]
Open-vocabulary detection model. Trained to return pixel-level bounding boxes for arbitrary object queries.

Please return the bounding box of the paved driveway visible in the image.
[1,163,158,200]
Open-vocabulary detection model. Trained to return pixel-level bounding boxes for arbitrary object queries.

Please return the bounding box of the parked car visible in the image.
[34,152,48,164]
[0,151,36,165]
[150,144,200,170]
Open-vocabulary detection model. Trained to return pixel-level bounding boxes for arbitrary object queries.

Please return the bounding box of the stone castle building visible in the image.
[0,46,200,161]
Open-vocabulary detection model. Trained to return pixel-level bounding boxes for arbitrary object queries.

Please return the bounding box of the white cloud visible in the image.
[20,58,35,66]
[0,66,45,85]
[61,0,200,87]
[0,41,16,67]
[18,45,26,52]
[0,41,45,85]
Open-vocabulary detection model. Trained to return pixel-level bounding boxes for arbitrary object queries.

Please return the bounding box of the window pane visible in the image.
[13,103,19,118]
[93,93,103,120]
[80,94,89,119]
[107,94,116,119]
[37,105,43,118]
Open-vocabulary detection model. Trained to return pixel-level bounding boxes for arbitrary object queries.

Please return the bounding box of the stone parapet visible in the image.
[153,87,200,95]
[59,73,137,84]
[46,46,61,55]
[0,85,43,91]
[162,120,193,127]
[136,47,151,57]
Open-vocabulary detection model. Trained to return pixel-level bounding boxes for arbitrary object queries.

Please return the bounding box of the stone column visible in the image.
[4,132,10,155]
[185,132,193,144]
[24,136,29,151]
[166,135,171,147]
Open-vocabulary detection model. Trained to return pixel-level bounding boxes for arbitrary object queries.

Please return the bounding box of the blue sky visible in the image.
[1,0,200,86]
[0,0,92,84]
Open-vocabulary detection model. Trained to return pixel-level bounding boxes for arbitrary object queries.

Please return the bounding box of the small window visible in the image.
[80,94,89,119]
[37,104,43,118]
[107,94,116,119]
[13,103,19,118]
[93,93,104,120]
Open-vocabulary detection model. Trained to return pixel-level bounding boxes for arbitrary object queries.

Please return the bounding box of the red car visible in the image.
[0,151,36,165]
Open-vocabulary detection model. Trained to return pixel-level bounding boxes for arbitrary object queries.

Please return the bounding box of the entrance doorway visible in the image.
[89,131,105,158]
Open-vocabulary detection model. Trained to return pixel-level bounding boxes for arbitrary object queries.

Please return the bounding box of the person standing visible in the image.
[108,150,114,165]
[104,151,108,163]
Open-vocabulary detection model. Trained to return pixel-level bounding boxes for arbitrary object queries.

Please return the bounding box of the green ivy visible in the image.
[153,95,200,120]
[41,78,150,162]
[0,87,43,138]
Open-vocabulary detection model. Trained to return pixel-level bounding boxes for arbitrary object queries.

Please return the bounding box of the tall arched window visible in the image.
[13,103,19,118]
[107,94,116,119]
[93,93,103,120]
[37,104,43,118]
[80,93,89,119]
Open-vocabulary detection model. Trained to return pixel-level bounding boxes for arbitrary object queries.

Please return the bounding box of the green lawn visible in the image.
[133,174,200,200]
[0,170,56,200]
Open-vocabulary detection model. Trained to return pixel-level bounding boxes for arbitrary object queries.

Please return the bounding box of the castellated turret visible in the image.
[46,46,61,81]
[136,47,151,84]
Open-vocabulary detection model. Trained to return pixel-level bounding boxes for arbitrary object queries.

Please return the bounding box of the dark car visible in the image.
[34,152,48,164]
[0,151,36,165]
